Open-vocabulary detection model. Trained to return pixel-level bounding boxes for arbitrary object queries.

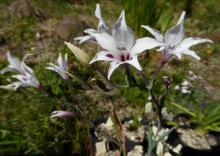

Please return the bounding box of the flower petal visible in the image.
[12,74,29,83]
[0,67,11,74]
[86,32,118,53]
[164,11,186,47]
[176,49,200,60]
[57,53,63,68]
[95,3,108,32]
[125,55,142,71]
[0,82,22,90]
[50,110,75,119]
[112,10,135,51]
[176,11,186,25]
[7,51,23,73]
[46,63,60,73]
[175,37,213,52]
[74,35,93,44]
[130,37,164,55]
[90,51,116,64]
[64,53,68,71]
[12,74,39,88]
[141,25,163,42]
[107,61,123,80]
[21,61,33,77]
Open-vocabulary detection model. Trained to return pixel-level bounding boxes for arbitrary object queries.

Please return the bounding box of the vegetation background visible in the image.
[0,0,220,155]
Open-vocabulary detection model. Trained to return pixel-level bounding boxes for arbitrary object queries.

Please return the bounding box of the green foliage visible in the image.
[121,0,173,35]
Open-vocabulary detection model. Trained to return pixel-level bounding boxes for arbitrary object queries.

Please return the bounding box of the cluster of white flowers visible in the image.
[0,52,40,90]
[73,4,212,80]
[174,71,203,94]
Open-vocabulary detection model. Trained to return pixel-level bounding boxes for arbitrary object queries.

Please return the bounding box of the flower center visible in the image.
[120,53,130,61]
[168,45,175,50]
[117,47,132,62]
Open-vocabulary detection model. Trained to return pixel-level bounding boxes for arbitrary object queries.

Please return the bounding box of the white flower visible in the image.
[74,4,108,44]
[0,52,25,74]
[188,70,200,80]
[50,110,75,119]
[0,52,40,90]
[142,11,213,60]
[86,10,163,79]
[46,53,69,80]
[174,85,180,90]
[181,80,191,94]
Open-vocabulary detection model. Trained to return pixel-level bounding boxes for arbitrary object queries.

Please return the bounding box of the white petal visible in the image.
[64,53,68,71]
[156,46,166,52]
[46,63,60,73]
[164,11,186,47]
[50,110,75,118]
[86,32,117,53]
[0,82,22,90]
[21,61,33,77]
[112,10,135,51]
[130,37,164,55]
[12,74,39,88]
[84,28,97,33]
[57,53,63,68]
[107,61,123,80]
[12,74,29,83]
[141,25,163,42]
[74,35,93,44]
[176,11,186,25]
[90,51,115,64]
[175,37,213,51]
[164,24,185,47]
[22,53,33,62]
[7,51,22,73]
[125,55,142,71]
[176,49,200,60]
[175,53,182,60]
[0,67,11,74]
[95,4,108,32]
[46,63,67,79]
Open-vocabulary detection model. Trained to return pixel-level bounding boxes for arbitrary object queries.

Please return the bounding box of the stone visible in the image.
[56,16,88,40]
[105,117,114,127]
[95,141,107,156]
[145,102,153,114]
[177,128,217,150]
[127,145,143,156]
[8,0,33,18]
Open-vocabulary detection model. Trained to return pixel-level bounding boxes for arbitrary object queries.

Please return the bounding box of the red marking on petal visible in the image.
[106,54,114,59]
[22,77,28,81]
[120,54,126,61]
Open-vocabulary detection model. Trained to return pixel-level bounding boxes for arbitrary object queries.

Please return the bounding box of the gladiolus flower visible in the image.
[0,52,40,90]
[46,53,69,80]
[50,110,75,119]
[142,11,213,60]
[82,8,163,79]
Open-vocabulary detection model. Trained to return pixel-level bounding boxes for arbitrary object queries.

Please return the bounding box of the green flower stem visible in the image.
[91,64,115,90]
[110,102,126,156]
[125,64,137,86]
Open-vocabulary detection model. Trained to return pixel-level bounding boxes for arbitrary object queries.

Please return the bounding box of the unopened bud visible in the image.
[64,41,90,64]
